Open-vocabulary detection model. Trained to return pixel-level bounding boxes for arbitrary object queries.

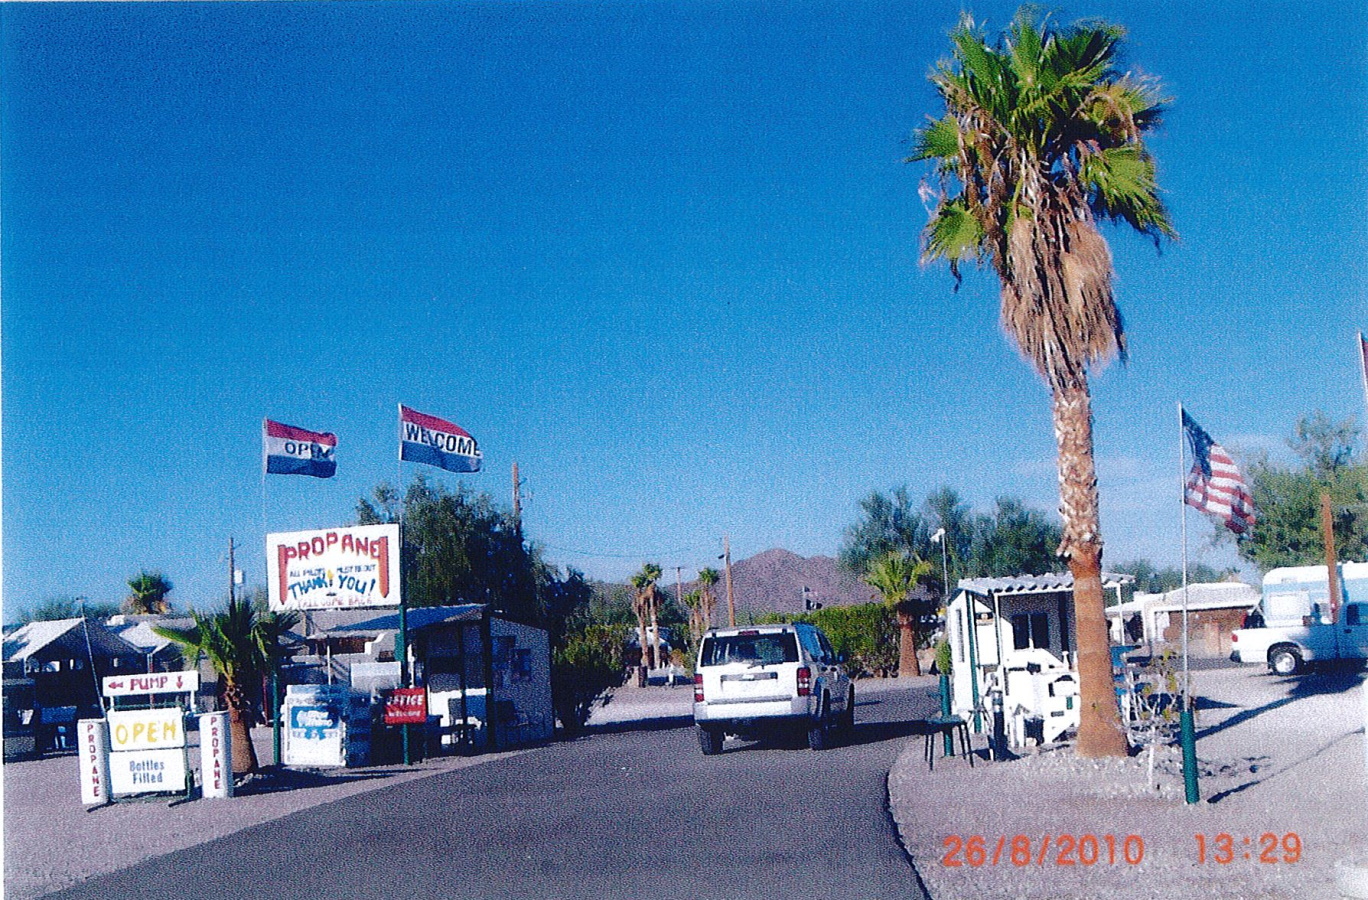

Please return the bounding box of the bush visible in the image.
[551,624,628,737]
[757,603,899,677]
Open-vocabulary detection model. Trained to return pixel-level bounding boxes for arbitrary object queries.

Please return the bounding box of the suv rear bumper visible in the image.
[694,697,814,725]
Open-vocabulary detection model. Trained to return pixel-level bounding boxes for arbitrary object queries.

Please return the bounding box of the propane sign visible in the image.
[267,524,400,611]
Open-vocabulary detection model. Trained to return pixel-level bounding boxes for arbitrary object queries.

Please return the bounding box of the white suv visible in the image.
[692,623,854,754]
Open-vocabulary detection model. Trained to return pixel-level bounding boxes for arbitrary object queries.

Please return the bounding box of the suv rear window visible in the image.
[700,633,799,667]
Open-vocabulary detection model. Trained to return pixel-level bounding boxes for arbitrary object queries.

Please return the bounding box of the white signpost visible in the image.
[78,719,112,806]
[199,711,233,799]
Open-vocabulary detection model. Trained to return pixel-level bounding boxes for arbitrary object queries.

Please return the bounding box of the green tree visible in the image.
[19,597,119,624]
[1112,559,1235,595]
[551,624,627,737]
[1237,413,1368,570]
[356,475,539,622]
[911,10,1173,756]
[629,563,664,672]
[862,551,936,677]
[968,497,1064,577]
[696,567,721,631]
[125,571,174,615]
[154,596,300,775]
[839,487,926,577]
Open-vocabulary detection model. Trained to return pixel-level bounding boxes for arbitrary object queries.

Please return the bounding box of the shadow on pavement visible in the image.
[583,714,695,735]
[236,766,415,796]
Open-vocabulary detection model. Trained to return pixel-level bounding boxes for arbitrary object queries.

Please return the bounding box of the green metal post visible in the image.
[271,658,281,767]
[939,673,953,756]
[1180,705,1199,804]
[398,597,411,765]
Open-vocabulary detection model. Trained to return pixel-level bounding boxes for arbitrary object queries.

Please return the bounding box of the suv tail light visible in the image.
[796,666,812,697]
[694,673,705,703]
[1231,631,1239,643]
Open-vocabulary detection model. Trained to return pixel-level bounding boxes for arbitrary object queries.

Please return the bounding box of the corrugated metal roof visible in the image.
[957,572,1133,597]
[3,618,142,661]
[330,603,487,635]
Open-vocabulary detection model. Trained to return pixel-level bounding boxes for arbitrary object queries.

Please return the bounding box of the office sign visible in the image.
[384,688,428,725]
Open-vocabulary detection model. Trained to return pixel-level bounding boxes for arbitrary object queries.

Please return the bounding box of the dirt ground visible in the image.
[888,664,1368,900]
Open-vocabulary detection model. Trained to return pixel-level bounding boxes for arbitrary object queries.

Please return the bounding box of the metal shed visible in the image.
[946,573,1130,748]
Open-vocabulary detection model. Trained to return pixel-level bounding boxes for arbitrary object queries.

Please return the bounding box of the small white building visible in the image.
[946,573,1131,748]
[1104,581,1258,658]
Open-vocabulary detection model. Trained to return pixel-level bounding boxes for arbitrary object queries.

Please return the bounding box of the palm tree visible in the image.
[910,11,1173,756]
[629,563,664,676]
[155,596,299,775]
[863,552,935,677]
[696,567,721,631]
[125,571,174,615]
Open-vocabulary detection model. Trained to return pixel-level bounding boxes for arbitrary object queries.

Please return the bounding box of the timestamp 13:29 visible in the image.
[1193,833,1301,865]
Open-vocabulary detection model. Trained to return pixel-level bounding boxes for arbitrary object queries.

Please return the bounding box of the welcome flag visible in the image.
[399,405,482,473]
[1182,410,1254,534]
[264,419,337,478]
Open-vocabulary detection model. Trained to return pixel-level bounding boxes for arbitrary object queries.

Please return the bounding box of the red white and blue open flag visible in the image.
[1182,410,1254,534]
[399,405,482,473]
[264,419,337,478]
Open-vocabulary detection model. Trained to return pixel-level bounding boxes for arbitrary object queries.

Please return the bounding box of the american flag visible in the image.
[1183,410,1255,534]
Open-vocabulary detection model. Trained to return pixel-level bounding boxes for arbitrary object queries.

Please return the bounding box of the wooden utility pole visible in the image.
[228,537,236,605]
[512,462,522,534]
[1323,491,1341,624]
[723,536,736,627]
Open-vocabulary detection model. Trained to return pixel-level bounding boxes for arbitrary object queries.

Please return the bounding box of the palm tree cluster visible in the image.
[910,10,1173,756]
[125,571,174,615]
[629,563,664,679]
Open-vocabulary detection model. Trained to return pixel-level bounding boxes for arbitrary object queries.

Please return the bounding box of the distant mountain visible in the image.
[681,548,875,618]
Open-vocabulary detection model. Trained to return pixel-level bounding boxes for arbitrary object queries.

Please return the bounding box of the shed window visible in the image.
[1011,612,1050,650]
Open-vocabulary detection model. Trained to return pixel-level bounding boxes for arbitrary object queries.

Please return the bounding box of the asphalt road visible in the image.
[47,682,938,900]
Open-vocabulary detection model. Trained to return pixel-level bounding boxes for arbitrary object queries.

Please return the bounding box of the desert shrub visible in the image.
[551,624,627,737]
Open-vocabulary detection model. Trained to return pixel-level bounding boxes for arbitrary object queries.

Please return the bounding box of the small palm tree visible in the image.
[155,596,299,775]
[125,571,173,615]
[864,552,935,677]
[629,563,664,674]
[910,10,1173,757]
[696,567,721,631]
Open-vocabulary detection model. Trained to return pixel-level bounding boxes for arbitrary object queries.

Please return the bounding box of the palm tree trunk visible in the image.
[1053,381,1128,758]
[896,607,922,677]
[223,678,259,775]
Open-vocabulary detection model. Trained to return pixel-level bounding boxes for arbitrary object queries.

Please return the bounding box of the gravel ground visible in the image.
[888,664,1368,900]
[1,726,529,900]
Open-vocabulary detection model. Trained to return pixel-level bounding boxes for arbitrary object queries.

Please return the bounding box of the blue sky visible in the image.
[3,1,1365,620]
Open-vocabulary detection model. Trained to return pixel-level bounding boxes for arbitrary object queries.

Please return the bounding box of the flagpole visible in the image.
[1359,332,1368,415]
[1178,403,1190,701]
[1177,402,1199,804]
[395,404,412,766]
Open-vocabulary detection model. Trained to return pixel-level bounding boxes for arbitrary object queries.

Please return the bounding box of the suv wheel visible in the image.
[698,725,724,756]
[807,697,831,751]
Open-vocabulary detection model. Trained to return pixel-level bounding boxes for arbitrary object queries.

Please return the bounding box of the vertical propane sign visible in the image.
[199,711,233,798]
[78,719,111,806]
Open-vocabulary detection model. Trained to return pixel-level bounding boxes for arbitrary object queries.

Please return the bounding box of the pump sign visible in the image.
[267,524,401,611]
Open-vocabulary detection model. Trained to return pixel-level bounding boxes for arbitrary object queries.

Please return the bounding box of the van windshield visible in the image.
[701,633,799,667]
